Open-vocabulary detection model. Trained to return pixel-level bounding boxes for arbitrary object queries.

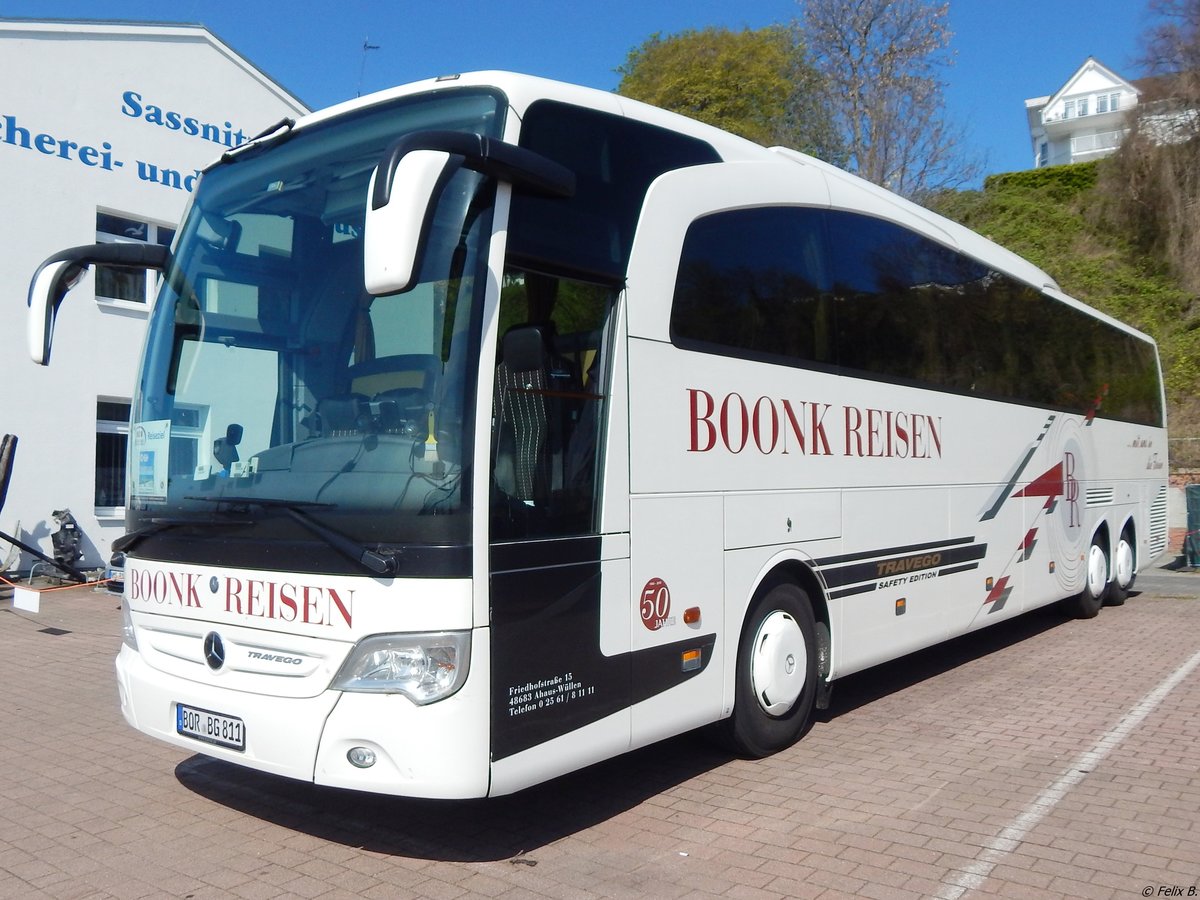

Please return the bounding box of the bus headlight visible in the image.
[331,632,470,704]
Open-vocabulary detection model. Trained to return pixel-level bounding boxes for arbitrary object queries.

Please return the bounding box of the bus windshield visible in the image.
[128,89,503,565]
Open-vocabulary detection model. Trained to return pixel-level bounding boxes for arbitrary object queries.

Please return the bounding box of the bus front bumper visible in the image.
[115,641,492,799]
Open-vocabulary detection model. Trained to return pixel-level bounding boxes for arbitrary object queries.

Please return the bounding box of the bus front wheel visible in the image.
[723,581,818,758]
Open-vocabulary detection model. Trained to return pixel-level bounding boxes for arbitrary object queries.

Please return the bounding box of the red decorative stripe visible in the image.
[985,576,1011,604]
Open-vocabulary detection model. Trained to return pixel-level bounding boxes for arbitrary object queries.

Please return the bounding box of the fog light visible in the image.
[347,746,377,768]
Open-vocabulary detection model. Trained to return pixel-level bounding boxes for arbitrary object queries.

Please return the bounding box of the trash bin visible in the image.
[1186,485,1200,567]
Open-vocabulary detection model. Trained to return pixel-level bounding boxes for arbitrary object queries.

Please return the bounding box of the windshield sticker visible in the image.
[132,420,171,501]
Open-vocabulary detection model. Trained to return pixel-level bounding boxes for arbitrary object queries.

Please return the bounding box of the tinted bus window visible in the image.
[828,210,990,388]
[510,101,720,282]
[671,206,833,366]
[670,206,1163,426]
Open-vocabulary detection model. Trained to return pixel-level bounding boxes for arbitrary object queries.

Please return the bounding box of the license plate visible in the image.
[176,703,245,751]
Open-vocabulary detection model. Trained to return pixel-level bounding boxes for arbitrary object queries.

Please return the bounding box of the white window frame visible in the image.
[94,210,174,312]
[95,397,132,519]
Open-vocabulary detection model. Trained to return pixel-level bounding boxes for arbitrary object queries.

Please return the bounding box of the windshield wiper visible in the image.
[113,516,254,555]
[186,495,398,576]
[220,117,296,163]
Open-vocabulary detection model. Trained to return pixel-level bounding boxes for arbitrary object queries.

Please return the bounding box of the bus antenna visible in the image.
[358,37,381,97]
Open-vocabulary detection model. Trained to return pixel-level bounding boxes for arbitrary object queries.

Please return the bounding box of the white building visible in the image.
[1025,57,1140,168]
[0,19,308,573]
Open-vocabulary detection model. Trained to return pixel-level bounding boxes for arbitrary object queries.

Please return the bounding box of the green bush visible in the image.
[982,162,1099,199]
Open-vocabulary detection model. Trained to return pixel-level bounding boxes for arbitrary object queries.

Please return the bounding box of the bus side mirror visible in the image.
[364,148,456,296]
[364,130,575,297]
[28,242,170,365]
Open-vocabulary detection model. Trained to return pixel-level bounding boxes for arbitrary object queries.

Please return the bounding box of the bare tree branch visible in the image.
[1105,0,1200,293]
[798,0,980,198]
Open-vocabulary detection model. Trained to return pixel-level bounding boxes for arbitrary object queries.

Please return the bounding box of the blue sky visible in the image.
[2,1,1161,182]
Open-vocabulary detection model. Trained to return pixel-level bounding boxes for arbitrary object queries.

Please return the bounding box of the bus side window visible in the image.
[490,270,614,540]
[669,206,833,366]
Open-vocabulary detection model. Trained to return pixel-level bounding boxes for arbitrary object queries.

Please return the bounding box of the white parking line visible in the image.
[936,647,1200,900]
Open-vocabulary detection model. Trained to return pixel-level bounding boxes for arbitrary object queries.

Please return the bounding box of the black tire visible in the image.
[722,581,819,758]
[1106,531,1136,606]
[1060,533,1108,619]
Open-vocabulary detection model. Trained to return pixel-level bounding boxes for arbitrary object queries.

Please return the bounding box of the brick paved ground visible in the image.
[0,569,1197,900]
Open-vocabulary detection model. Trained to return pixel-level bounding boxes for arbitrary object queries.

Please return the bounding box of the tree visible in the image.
[798,0,978,198]
[1102,0,1200,294]
[616,26,842,159]
[1142,0,1200,102]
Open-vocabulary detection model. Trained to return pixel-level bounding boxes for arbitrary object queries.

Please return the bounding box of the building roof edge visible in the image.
[0,17,309,114]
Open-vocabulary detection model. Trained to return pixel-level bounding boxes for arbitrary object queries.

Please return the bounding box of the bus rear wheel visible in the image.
[1061,534,1108,619]
[1106,532,1135,606]
[723,581,818,758]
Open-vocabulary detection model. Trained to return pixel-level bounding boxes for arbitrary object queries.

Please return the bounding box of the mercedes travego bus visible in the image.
[28,72,1168,799]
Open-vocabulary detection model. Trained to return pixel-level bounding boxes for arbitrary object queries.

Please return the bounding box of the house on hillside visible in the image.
[1025,56,1197,169]
[1025,58,1139,168]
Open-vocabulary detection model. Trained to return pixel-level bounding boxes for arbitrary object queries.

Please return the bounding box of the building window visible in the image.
[1098,94,1109,114]
[1079,97,1089,117]
[1111,92,1122,111]
[95,212,175,305]
[1038,142,1049,167]
[1064,99,1076,119]
[96,399,131,512]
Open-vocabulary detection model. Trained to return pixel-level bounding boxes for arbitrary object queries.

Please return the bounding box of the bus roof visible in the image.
[289,71,1063,297]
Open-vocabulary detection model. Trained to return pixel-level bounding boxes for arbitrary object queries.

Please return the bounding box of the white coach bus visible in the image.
[29,72,1168,798]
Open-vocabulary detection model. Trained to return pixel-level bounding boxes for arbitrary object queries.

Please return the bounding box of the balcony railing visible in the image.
[1071,131,1124,154]
[1042,104,1127,125]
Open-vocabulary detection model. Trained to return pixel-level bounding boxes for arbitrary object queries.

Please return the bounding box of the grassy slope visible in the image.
[928,162,1200,463]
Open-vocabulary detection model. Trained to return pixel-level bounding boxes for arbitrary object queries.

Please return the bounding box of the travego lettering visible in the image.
[876,553,943,577]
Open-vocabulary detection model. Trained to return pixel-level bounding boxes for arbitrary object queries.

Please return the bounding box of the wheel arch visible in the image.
[743,555,832,681]
[720,550,836,723]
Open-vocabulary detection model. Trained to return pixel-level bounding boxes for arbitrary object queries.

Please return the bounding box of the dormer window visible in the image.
[1064,99,1076,118]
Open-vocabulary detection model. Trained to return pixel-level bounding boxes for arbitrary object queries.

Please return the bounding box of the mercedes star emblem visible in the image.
[203,632,226,671]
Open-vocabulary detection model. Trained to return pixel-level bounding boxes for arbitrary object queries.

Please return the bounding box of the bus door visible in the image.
[486,271,632,793]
